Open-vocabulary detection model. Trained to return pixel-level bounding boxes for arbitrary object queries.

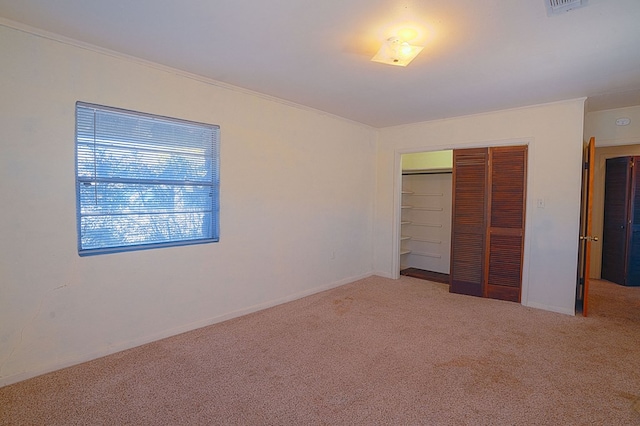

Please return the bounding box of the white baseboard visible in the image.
[523,301,575,316]
[373,270,396,279]
[0,272,374,388]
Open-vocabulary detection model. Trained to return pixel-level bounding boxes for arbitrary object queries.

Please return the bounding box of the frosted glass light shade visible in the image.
[371,37,423,67]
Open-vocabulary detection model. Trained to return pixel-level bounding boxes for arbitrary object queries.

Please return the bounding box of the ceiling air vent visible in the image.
[546,0,584,15]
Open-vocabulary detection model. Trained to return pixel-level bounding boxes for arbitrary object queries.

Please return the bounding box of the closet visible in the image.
[400,171,452,274]
[449,146,527,302]
[601,156,640,286]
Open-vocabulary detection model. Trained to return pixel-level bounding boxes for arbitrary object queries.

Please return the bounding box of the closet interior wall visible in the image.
[400,172,453,274]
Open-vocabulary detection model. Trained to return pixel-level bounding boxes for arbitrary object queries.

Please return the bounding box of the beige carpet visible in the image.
[1,276,640,425]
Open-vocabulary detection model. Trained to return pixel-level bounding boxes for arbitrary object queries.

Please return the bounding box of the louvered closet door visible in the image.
[450,148,488,297]
[601,157,630,285]
[627,157,640,286]
[485,146,527,302]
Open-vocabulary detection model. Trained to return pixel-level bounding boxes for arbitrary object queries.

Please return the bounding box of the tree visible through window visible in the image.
[75,102,220,256]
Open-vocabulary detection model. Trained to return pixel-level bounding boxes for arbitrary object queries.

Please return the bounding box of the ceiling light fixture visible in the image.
[371,37,424,67]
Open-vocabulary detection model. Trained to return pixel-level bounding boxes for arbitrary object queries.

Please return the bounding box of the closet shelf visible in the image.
[407,192,444,197]
[401,235,412,241]
[410,251,441,259]
[401,221,411,225]
[401,190,414,195]
[410,237,442,244]
[400,249,412,255]
[407,222,442,228]
[412,207,443,212]
[401,205,413,209]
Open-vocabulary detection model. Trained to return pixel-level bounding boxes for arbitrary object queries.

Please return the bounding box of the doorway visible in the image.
[399,150,452,284]
[581,144,640,315]
[590,144,640,280]
[397,145,528,304]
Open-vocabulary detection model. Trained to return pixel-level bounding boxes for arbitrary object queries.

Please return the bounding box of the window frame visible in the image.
[75,101,220,256]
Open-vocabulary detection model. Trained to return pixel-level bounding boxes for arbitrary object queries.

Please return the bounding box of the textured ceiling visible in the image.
[1,0,639,127]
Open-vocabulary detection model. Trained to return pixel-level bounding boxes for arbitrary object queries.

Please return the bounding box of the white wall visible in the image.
[0,21,591,386]
[374,99,586,315]
[401,150,452,171]
[585,105,640,147]
[0,24,376,386]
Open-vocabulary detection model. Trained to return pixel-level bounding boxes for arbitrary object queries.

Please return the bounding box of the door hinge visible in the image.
[584,161,589,170]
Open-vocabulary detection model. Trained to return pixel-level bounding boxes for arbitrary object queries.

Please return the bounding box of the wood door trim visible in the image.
[582,137,595,316]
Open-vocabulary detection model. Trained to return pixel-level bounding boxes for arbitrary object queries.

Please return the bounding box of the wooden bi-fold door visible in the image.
[601,156,630,286]
[450,145,527,303]
[602,155,640,287]
[449,148,488,297]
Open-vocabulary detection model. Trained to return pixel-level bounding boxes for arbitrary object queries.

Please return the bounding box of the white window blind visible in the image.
[75,102,219,256]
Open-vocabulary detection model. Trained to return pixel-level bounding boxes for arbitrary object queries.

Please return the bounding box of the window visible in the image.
[75,102,219,256]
